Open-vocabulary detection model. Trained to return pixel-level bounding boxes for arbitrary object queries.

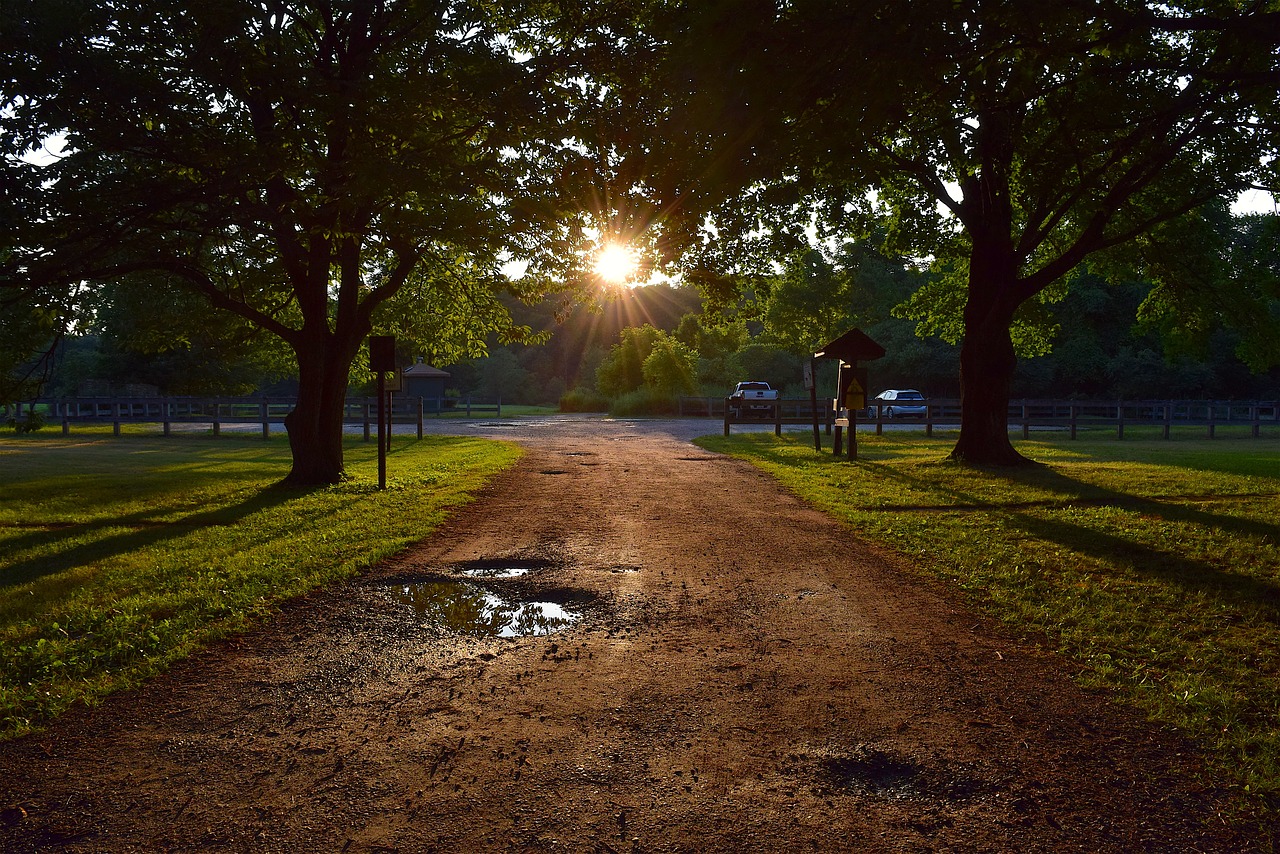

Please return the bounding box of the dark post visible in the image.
[377,374,387,488]
[805,358,820,451]
[369,335,397,490]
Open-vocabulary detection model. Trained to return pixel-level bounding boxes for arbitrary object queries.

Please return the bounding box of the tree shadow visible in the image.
[1,484,310,589]
[861,459,1280,616]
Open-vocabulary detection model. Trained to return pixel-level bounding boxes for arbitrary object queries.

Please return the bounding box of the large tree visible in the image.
[607,0,1280,465]
[1,0,588,483]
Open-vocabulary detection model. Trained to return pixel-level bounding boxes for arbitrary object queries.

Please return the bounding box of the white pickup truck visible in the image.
[729,381,779,418]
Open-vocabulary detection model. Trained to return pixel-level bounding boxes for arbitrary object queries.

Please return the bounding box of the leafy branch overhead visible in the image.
[1,0,601,483]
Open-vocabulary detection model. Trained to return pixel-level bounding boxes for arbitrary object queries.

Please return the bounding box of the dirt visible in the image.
[0,417,1259,852]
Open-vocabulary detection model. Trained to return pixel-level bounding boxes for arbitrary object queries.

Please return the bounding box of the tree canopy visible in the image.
[598,0,1280,463]
[1,0,594,482]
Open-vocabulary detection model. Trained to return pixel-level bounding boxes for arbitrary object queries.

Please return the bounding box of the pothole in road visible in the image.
[822,749,922,798]
[809,744,988,803]
[391,579,578,637]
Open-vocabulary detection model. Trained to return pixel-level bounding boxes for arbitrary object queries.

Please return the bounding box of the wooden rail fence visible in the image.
[687,396,1280,440]
[3,396,502,440]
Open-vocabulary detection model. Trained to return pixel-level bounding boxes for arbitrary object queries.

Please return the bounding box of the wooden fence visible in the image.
[3,396,502,440]
[684,396,1280,439]
[6,396,1279,441]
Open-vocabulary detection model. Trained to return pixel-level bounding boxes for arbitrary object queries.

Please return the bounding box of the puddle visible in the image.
[460,566,533,579]
[454,558,555,578]
[393,580,577,637]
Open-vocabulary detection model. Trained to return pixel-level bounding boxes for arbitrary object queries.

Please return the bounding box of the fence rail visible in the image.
[6,396,1279,441]
[685,396,1280,440]
[3,396,502,440]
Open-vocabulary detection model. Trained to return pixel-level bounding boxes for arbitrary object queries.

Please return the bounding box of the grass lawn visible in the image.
[0,429,520,740]
[696,429,1280,826]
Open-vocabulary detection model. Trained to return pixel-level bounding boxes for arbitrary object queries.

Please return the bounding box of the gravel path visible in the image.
[0,417,1249,852]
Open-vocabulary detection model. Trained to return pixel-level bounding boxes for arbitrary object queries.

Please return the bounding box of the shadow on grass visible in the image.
[876,460,1280,616]
[719,436,1280,616]
[0,484,309,589]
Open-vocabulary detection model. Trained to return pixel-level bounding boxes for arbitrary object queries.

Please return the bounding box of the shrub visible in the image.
[609,387,678,416]
[6,410,46,434]
[559,388,610,412]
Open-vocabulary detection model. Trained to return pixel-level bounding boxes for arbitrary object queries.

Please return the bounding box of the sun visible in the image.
[593,243,639,286]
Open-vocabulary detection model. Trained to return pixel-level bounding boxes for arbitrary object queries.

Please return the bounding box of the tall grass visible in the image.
[696,430,1280,828]
[0,430,520,739]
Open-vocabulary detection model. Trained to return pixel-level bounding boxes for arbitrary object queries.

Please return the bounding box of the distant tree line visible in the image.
[37,215,1279,413]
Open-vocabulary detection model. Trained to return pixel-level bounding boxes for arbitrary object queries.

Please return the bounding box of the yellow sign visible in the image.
[844,375,865,410]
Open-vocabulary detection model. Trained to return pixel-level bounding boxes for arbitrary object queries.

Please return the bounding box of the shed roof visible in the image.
[403,362,451,379]
[813,328,885,362]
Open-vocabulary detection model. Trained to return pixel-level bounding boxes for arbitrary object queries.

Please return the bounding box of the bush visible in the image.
[609,387,678,416]
[6,410,46,434]
[559,388,610,412]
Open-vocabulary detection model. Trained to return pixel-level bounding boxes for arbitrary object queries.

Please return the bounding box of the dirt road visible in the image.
[0,418,1250,851]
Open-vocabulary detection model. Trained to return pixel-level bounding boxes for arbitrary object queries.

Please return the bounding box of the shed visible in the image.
[402,358,451,406]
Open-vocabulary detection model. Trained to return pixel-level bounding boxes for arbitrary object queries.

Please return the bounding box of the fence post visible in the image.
[774,401,782,437]
[261,399,270,439]
[1116,401,1124,439]
[1069,404,1077,440]
[417,397,424,440]
[496,396,501,417]
[1022,402,1030,439]
[212,400,221,437]
[723,398,731,436]
[1207,401,1216,439]
[363,400,372,442]
[925,402,933,438]
[113,401,121,436]
[1162,403,1172,440]
[1252,401,1261,439]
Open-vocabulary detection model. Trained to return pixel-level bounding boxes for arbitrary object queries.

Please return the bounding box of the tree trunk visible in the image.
[949,308,1029,466]
[283,336,359,486]
[948,205,1032,467]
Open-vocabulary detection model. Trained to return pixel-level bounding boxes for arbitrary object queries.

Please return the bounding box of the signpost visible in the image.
[368,335,397,490]
[813,329,885,461]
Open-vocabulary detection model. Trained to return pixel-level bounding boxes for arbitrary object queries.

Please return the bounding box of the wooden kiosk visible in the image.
[813,329,885,460]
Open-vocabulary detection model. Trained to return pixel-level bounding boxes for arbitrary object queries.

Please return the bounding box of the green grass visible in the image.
[0,430,521,739]
[696,429,1280,827]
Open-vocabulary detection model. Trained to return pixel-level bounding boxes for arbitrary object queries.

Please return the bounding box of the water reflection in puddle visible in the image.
[393,580,576,637]
[460,566,532,579]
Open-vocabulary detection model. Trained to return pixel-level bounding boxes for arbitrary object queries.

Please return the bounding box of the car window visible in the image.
[899,391,923,400]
